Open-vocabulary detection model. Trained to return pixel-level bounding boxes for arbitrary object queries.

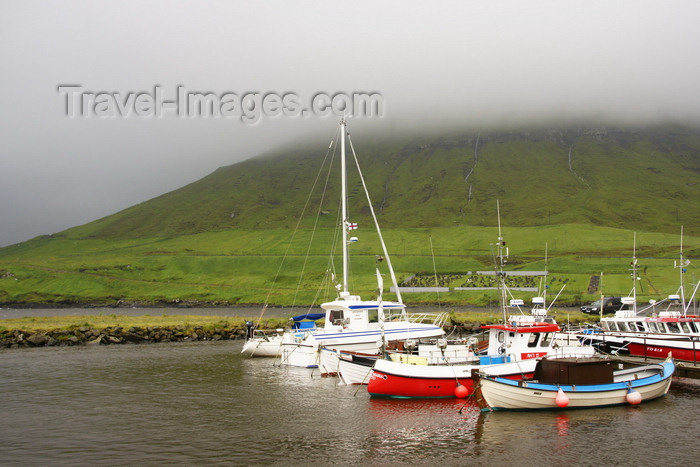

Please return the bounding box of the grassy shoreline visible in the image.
[0,309,594,333]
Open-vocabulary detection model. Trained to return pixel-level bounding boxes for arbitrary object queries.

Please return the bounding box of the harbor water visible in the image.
[2,337,700,466]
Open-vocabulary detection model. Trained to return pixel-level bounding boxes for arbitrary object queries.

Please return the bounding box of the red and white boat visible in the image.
[578,229,700,362]
[364,211,596,397]
[366,311,596,398]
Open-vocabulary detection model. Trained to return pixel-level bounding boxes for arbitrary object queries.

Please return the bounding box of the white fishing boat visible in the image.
[359,207,596,394]
[330,270,464,383]
[474,354,674,411]
[280,119,446,369]
[577,229,700,362]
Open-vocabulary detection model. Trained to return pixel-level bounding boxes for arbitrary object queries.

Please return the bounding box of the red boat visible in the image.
[367,315,595,399]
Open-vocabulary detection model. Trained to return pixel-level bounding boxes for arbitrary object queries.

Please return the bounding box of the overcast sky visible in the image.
[1,0,699,246]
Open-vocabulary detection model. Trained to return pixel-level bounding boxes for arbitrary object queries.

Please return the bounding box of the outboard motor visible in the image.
[245,321,255,340]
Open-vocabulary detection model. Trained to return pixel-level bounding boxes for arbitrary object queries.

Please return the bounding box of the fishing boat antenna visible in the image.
[494,200,509,323]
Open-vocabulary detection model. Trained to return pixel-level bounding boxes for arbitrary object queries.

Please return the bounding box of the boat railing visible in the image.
[251,329,272,342]
[407,311,449,327]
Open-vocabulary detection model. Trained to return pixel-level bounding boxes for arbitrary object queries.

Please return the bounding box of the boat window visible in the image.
[618,322,629,332]
[656,323,667,333]
[667,322,681,333]
[329,310,344,324]
[368,309,378,323]
[527,333,539,348]
[680,322,691,333]
[647,322,659,333]
[602,322,612,331]
[629,321,642,332]
[541,332,552,347]
[689,322,699,333]
[497,331,505,343]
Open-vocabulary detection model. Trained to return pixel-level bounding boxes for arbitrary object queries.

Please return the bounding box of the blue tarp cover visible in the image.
[291,313,325,322]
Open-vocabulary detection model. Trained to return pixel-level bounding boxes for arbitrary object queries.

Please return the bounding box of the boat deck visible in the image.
[614,355,700,381]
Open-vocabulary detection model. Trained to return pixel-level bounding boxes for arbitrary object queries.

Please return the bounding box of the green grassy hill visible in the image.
[60,125,700,239]
[0,124,698,308]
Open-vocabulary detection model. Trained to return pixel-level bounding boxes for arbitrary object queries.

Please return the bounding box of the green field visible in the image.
[0,224,696,308]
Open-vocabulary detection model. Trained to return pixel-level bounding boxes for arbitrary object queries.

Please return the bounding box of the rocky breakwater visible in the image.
[0,325,247,349]
[1,321,485,349]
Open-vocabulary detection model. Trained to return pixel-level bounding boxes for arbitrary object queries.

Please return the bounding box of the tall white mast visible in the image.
[340,118,349,294]
[495,200,508,322]
[631,232,638,313]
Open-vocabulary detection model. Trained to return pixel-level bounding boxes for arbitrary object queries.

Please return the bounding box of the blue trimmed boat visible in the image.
[474,355,674,411]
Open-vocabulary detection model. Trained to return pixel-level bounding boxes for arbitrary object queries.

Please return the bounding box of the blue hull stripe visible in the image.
[312,326,442,342]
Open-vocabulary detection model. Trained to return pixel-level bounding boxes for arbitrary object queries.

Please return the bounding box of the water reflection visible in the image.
[1,341,700,465]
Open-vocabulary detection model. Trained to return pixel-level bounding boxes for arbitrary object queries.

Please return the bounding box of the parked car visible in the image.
[580,297,627,315]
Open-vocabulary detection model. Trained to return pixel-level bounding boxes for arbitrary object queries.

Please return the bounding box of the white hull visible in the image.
[241,337,283,357]
[477,359,674,411]
[372,345,596,381]
[337,353,376,385]
[329,340,481,382]
[281,343,320,368]
[281,322,445,370]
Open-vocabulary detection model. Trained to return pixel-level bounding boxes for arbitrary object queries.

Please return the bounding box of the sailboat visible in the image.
[279,119,447,370]
[577,228,700,361]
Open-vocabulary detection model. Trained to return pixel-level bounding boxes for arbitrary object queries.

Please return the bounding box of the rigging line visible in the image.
[346,131,403,305]
[429,235,441,312]
[290,127,339,312]
[352,370,372,396]
[308,151,346,308]
[293,132,335,312]
[314,188,344,306]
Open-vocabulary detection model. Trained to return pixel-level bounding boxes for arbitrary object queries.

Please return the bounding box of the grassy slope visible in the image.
[0,125,699,307]
[54,126,700,238]
[0,225,697,307]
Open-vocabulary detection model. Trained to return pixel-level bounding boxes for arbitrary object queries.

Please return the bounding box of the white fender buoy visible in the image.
[555,388,569,408]
[626,388,642,405]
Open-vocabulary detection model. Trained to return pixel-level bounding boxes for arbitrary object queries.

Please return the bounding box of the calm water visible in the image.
[2,341,700,465]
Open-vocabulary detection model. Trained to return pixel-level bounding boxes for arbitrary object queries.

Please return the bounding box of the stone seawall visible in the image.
[0,325,248,349]
[0,323,484,349]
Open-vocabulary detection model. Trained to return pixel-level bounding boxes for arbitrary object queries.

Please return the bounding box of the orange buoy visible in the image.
[555,388,569,408]
[455,383,469,398]
[626,388,642,405]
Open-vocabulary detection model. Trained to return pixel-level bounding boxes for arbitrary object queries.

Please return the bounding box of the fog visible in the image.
[1,0,699,246]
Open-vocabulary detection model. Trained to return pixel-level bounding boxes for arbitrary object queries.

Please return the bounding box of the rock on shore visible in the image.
[0,322,483,349]
[0,325,248,348]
